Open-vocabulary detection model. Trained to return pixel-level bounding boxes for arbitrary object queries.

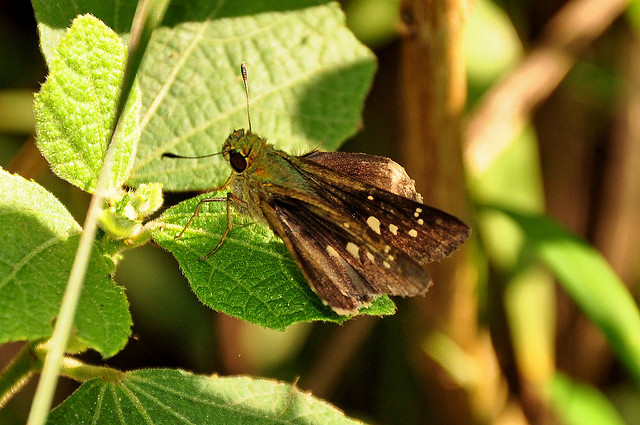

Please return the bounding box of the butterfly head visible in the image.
[222,129,267,174]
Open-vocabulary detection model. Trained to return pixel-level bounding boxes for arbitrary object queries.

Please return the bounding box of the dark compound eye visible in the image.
[229,151,248,173]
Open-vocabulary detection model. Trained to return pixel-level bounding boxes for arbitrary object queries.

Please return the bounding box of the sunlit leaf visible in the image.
[47,369,366,424]
[34,14,140,193]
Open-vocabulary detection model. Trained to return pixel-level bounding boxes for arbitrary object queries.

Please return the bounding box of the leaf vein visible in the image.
[0,235,69,291]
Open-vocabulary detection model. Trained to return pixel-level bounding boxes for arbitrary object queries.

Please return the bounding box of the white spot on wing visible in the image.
[367,216,381,234]
[389,224,398,235]
[326,245,340,257]
[367,195,374,201]
[366,251,375,262]
[383,261,391,269]
[418,218,424,225]
[346,242,359,258]
[408,229,418,237]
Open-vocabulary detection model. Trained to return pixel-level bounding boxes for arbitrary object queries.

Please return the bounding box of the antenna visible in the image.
[240,62,252,133]
[162,152,222,159]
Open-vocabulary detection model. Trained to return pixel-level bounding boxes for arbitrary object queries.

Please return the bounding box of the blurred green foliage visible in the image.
[1,0,640,424]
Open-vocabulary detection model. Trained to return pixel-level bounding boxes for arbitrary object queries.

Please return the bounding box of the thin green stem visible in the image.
[0,344,42,409]
[26,1,169,423]
[59,357,122,383]
[26,187,103,424]
[0,342,122,410]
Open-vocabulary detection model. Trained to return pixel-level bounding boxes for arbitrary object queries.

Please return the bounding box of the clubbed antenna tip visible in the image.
[240,62,251,133]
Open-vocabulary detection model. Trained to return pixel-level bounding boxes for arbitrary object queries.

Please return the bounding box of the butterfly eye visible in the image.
[229,151,248,173]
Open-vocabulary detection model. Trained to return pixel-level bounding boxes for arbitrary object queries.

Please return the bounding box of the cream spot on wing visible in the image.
[343,222,350,229]
[384,245,391,253]
[418,218,424,225]
[414,212,420,217]
[367,216,381,234]
[366,251,375,262]
[416,207,423,213]
[408,229,418,237]
[387,255,395,261]
[326,245,340,257]
[346,242,359,258]
[383,261,391,269]
[367,195,374,201]
[389,223,398,235]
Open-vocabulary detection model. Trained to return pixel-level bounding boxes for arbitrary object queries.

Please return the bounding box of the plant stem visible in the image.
[0,342,122,411]
[0,344,42,409]
[26,1,170,423]
[59,357,122,383]
[26,189,106,425]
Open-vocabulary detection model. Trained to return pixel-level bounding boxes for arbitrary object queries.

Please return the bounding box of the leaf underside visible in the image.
[47,369,365,425]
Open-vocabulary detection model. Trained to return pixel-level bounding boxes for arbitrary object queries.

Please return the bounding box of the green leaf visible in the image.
[34,14,140,193]
[30,0,376,191]
[491,206,640,383]
[132,1,375,190]
[46,368,365,425]
[0,168,131,357]
[153,193,395,330]
[546,373,626,425]
[32,1,136,68]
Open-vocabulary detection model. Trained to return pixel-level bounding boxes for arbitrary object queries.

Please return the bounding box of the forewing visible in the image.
[259,183,432,295]
[291,154,470,264]
[304,151,422,202]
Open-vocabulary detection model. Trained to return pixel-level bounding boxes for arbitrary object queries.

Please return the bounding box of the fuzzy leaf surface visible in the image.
[34,14,140,193]
[0,168,131,357]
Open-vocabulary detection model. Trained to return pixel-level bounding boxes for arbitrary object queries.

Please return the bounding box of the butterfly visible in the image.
[164,63,470,315]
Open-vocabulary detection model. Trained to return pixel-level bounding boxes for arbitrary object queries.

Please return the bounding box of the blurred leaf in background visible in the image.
[1,0,640,424]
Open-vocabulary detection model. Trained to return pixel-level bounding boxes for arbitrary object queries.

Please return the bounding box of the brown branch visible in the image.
[465,0,631,176]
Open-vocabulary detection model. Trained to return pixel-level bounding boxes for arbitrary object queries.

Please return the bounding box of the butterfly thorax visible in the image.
[222,129,314,222]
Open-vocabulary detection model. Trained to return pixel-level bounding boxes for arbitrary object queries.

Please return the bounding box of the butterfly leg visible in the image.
[199,192,246,261]
[175,196,226,239]
[174,176,234,240]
